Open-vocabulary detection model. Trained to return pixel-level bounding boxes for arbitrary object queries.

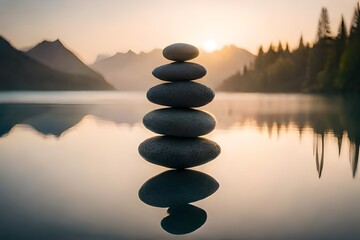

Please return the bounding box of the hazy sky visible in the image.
[0,0,359,63]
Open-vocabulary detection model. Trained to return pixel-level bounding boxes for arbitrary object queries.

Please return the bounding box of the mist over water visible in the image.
[0,91,360,239]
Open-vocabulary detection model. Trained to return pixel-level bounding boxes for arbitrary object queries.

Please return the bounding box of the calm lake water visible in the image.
[0,91,360,240]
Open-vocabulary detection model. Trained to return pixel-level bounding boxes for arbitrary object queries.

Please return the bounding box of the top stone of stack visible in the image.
[153,43,206,82]
[163,43,199,62]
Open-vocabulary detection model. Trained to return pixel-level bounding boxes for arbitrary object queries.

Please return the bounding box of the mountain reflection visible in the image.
[1,94,359,177]
[0,104,88,137]
[0,103,143,137]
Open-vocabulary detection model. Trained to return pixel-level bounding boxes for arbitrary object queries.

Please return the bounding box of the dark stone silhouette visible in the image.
[138,169,218,235]
[147,82,215,107]
[138,136,220,169]
[138,169,219,208]
[161,204,207,235]
[163,43,199,61]
[143,108,216,137]
[152,62,207,81]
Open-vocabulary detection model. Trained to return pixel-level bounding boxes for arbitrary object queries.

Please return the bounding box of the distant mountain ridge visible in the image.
[91,49,164,90]
[91,45,255,90]
[93,54,111,64]
[1,35,254,91]
[27,39,104,80]
[0,36,114,90]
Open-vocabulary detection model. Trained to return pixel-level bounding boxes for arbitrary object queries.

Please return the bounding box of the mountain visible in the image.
[20,45,33,52]
[198,45,255,88]
[0,36,114,90]
[91,49,163,90]
[93,54,111,64]
[90,45,255,90]
[27,39,104,80]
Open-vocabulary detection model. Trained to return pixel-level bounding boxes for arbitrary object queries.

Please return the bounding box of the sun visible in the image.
[202,39,219,52]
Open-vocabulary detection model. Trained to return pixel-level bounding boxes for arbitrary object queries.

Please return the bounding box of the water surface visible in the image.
[0,92,359,239]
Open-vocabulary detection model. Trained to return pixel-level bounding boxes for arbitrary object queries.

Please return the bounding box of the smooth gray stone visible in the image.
[143,108,216,137]
[138,169,219,207]
[163,43,199,62]
[147,82,215,107]
[161,204,207,235]
[138,136,221,168]
[152,62,206,81]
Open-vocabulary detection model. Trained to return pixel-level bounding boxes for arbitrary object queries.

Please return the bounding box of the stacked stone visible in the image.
[139,43,220,169]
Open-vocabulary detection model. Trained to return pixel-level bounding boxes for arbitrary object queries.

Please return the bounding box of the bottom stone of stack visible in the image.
[138,136,221,169]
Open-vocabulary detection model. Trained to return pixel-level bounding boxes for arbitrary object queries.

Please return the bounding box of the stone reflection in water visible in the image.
[162,204,207,235]
[139,170,219,207]
[138,43,220,235]
[139,170,219,234]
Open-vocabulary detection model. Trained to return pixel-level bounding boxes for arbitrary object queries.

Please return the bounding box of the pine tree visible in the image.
[285,43,290,54]
[350,3,360,38]
[293,35,309,88]
[337,3,360,91]
[255,45,264,70]
[337,15,348,41]
[258,45,264,56]
[243,65,248,75]
[277,41,284,54]
[317,7,332,41]
[267,43,275,54]
[333,15,348,75]
[298,35,305,49]
[266,43,277,65]
[317,16,348,91]
[335,15,348,64]
[305,7,334,91]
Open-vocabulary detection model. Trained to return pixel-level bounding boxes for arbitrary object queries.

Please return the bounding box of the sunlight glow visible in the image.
[203,39,219,52]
